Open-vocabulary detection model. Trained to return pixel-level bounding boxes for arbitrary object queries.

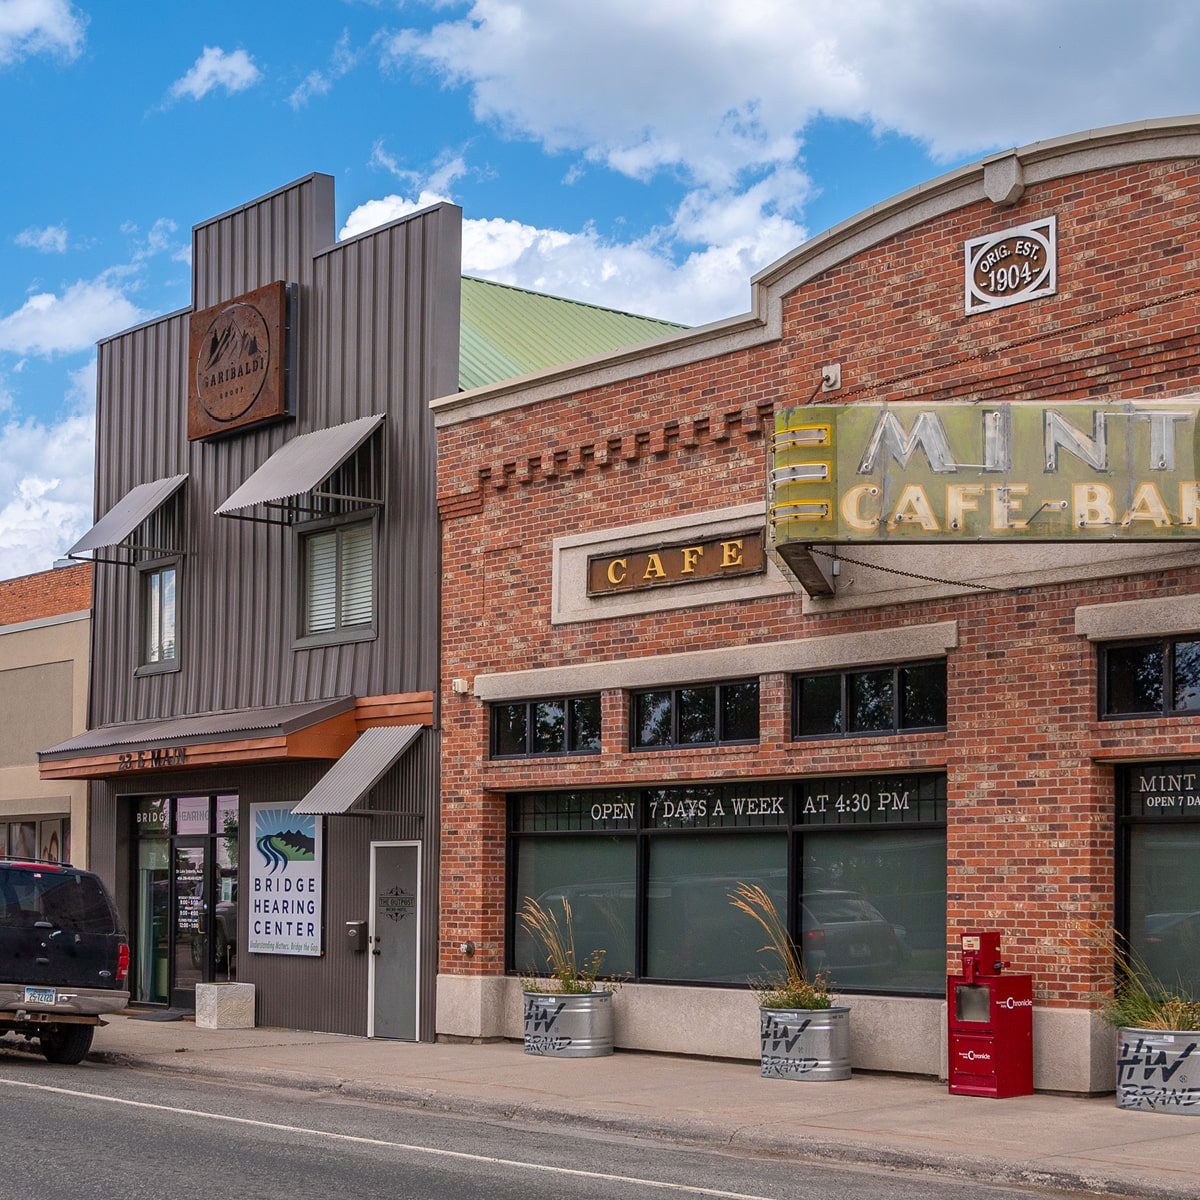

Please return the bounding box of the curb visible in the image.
[89,1049,1178,1200]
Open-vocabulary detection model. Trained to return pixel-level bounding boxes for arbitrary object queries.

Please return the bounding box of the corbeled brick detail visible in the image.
[464,402,777,500]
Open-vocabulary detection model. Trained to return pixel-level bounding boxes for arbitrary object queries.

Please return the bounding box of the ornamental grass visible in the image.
[517,895,607,995]
[729,881,833,1010]
[1082,921,1200,1032]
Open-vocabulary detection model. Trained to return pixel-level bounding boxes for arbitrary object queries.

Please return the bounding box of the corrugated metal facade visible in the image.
[85,174,457,1039]
[92,732,440,1039]
[90,175,458,724]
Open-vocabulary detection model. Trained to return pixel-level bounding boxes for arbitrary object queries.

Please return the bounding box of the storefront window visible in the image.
[512,835,635,979]
[0,819,66,861]
[1121,765,1200,996]
[630,679,760,749]
[509,775,945,995]
[646,832,786,981]
[794,661,947,739]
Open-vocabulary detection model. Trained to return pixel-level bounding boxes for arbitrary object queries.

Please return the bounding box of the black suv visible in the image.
[0,858,129,1063]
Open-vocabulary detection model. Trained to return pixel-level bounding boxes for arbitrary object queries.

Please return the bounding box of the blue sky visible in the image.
[1,0,1200,578]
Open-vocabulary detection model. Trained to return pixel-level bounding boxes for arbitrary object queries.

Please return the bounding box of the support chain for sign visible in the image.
[807,546,1002,591]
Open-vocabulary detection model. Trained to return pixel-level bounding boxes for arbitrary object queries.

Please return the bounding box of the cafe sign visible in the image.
[587,531,765,595]
[769,399,1200,565]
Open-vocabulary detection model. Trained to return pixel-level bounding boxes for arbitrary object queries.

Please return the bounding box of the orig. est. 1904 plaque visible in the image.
[188,280,289,440]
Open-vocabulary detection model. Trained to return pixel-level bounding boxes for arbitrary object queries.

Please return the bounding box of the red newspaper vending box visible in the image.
[947,931,1033,1098]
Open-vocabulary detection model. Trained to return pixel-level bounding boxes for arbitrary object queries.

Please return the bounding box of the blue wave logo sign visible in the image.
[255,806,316,874]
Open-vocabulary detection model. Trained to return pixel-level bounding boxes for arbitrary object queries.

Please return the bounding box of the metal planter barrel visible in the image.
[523,989,614,1057]
[760,1005,851,1081]
[1116,1027,1200,1113]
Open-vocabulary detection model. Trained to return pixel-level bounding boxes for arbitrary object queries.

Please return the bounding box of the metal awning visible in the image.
[38,698,358,780]
[215,414,385,518]
[67,474,188,562]
[292,724,424,815]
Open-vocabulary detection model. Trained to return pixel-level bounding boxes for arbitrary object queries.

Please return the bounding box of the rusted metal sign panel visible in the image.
[769,400,1200,559]
[188,280,290,440]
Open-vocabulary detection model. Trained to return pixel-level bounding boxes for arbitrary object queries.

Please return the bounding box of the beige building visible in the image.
[0,563,91,865]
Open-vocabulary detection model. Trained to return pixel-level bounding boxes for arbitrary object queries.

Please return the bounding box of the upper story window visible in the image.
[631,679,759,749]
[299,519,375,643]
[793,660,946,739]
[490,695,602,758]
[140,563,178,670]
[1101,637,1200,717]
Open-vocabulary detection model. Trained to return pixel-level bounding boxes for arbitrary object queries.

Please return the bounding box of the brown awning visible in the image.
[38,698,357,780]
[67,474,188,562]
[215,415,384,516]
[292,724,423,815]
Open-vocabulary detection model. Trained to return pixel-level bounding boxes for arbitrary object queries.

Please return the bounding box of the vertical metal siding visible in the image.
[99,752,438,1038]
[90,179,460,726]
[85,178,457,1038]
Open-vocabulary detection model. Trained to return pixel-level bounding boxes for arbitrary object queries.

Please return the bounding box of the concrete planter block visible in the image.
[195,982,256,1030]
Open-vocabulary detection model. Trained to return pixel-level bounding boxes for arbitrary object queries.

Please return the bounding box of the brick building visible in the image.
[433,118,1200,1091]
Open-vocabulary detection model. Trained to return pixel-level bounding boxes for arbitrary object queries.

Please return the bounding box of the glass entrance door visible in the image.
[132,794,239,1008]
[135,835,170,1004]
[173,843,205,1004]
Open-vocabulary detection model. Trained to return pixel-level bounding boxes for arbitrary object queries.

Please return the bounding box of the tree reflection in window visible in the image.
[1173,641,1200,711]
[794,660,947,740]
[631,681,759,749]
[1103,637,1200,717]
[490,695,602,757]
[849,670,893,732]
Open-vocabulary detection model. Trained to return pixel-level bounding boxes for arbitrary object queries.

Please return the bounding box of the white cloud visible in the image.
[0,362,95,578]
[0,277,147,356]
[0,0,85,66]
[169,46,261,102]
[289,29,360,108]
[340,179,804,324]
[387,1,1200,171]
[364,0,1200,325]
[15,224,68,253]
[370,140,469,196]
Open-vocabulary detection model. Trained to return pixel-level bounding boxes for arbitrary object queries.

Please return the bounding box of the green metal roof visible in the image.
[458,276,686,391]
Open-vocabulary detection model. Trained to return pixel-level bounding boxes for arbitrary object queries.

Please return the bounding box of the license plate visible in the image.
[846,943,870,960]
[23,986,56,1005]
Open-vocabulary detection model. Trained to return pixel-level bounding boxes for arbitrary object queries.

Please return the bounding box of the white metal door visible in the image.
[368,841,421,1039]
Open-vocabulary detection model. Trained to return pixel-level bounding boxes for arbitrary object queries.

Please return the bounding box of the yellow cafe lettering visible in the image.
[587,531,765,595]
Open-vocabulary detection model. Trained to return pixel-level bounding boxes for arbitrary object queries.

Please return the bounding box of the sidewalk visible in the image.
[80,1012,1200,1199]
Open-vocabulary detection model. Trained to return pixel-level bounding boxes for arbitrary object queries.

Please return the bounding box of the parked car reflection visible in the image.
[800,889,909,982]
[1142,910,1200,991]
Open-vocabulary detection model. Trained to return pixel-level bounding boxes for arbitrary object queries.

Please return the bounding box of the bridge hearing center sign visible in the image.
[769,400,1200,561]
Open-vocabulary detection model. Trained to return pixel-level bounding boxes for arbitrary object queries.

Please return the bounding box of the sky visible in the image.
[1,0,1200,580]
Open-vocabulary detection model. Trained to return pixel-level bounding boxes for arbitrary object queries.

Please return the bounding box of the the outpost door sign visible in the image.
[188,280,291,440]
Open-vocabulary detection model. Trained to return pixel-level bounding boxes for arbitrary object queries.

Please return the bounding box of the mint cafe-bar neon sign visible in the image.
[769,400,1200,546]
